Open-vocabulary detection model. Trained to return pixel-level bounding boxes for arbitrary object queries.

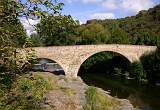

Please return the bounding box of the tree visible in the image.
[130,61,146,82]
[140,48,160,84]
[0,0,64,46]
[77,23,111,44]
[0,0,27,47]
[30,33,43,47]
[0,0,64,74]
[37,15,80,46]
[109,22,130,44]
[134,32,159,45]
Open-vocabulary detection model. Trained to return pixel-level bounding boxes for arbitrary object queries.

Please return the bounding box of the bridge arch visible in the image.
[79,50,132,66]
[32,57,65,75]
[77,51,132,77]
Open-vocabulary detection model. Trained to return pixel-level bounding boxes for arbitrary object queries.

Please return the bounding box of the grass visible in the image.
[58,75,68,82]
[59,87,76,96]
[84,86,120,110]
[33,73,59,90]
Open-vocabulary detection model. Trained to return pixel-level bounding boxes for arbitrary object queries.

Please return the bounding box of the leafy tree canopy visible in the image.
[0,0,64,74]
[37,15,80,46]
[0,0,64,47]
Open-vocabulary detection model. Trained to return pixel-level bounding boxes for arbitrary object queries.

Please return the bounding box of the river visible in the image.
[80,73,160,110]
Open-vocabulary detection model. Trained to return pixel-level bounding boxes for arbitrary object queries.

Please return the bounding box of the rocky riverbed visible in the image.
[32,72,134,110]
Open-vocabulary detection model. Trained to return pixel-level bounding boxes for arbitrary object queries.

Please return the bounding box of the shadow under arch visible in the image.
[78,51,131,76]
[32,58,65,75]
[78,51,132,98]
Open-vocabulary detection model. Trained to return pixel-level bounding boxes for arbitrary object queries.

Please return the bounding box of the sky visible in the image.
[21,0,160,35]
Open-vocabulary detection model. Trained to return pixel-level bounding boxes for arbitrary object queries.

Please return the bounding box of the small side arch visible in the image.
[32,58,65,75]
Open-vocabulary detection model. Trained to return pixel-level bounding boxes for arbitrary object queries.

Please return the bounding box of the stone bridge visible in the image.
[33,44,157,78]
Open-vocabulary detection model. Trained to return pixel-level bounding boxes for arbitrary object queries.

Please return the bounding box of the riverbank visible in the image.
[33,72,133,110]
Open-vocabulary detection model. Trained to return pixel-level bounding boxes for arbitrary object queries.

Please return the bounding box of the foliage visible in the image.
[0,72,12,93]
[109,22,129,44]
[84,86,119,110]
[0,74,53,110]
[130,61,146,82]
[34,4,160,46]
[0,0,63,74]
[16,48,37,72]
[35,5,160,46]
[83,5,160,46]
[118,5,160,46]
[0,0,27,47]
[0,0,63,46]
[0,47,37,74]
[37,15,79,46]
[76,23,111,44]
[0,0,64,19]
[1,0,63,47]
[30,34,43,47]
[140,48,160,84]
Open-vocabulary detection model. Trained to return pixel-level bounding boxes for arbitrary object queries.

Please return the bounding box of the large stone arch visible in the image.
[77,50,132,76]
[78,50,132,66]
[69,49,134,78]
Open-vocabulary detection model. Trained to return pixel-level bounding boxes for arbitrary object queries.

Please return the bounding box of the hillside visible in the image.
[31,5,160,46]
[85,5,160,45]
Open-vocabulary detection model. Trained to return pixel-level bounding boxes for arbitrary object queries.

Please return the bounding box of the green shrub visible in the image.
[140,48,160,84]
[130,61,146,82]
[0,74,53,110]
[19,77,33,92]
